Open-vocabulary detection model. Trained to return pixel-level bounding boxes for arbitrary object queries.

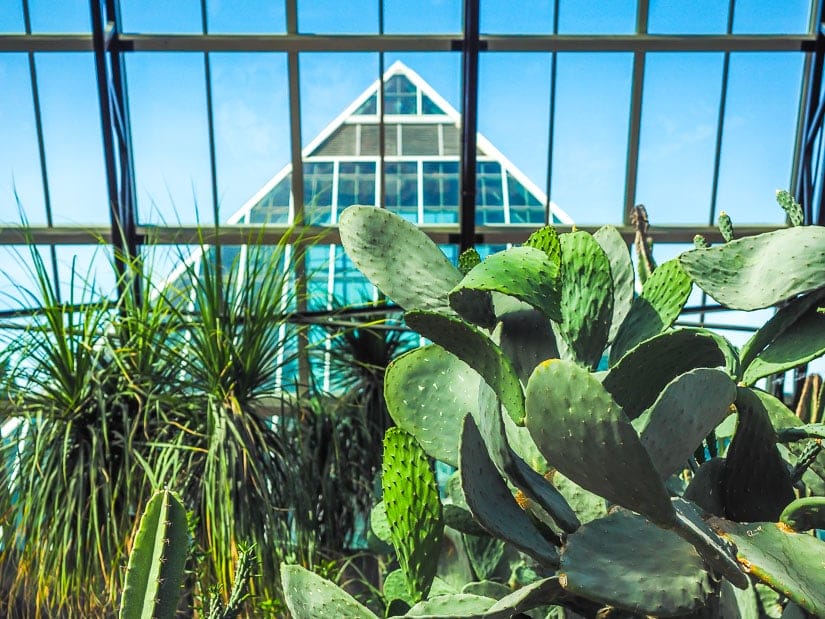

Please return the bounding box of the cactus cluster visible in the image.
[281,194,825,618]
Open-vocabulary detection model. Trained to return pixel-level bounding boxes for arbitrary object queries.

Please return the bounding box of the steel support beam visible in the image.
[459,0,481,252]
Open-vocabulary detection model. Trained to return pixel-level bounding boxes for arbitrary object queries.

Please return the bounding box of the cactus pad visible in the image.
[776,189,804,226]
[593,224,635,345]
[459,415,560,567]
[635,368,736,479]
[711,518,825,617]
[724,387,795,522]
[678,226,825,311]
[495,306,559,385]
[609,259,693,364]
[405,310,525,425]
[684,458,726,517]
[555,231,614,369]
[603,328,732,420]
[384,344,480,466]
[339,205,462,313]
[404,593,496,617]
[280,564,378,619]
[450,246,562,323]
[382,428,444,601]
[526,359,674,525]
[560,509,714,616]
[525,225,562,266]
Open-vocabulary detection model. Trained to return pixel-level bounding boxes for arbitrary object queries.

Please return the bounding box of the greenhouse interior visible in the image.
[2,1,825,617]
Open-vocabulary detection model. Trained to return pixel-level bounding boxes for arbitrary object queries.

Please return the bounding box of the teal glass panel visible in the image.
[304,162,334,224]
[422,161,459,223]
[385,162,418,222]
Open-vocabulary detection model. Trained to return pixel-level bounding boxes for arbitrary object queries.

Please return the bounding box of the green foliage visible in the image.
[120,490,189,619]
[718,210,735,242]
[382,428,444,602]
[331,201,825,618]
[776,189,804,226]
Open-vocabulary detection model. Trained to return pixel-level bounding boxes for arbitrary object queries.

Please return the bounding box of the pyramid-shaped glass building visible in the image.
[193,62,572,390]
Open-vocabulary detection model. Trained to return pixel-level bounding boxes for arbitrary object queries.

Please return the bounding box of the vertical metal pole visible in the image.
[459,0,480,252]
[286,0,309,392]
[104,0,140,301]
[200,0,222,277]
[90,0,130,298]
[378,0,386,210]
[544,0,560,225]
[622,0,648,223]
[21,0,61,302]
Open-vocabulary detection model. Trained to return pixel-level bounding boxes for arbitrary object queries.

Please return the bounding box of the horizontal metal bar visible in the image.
[0,32,813,54]
[0,224,787,246]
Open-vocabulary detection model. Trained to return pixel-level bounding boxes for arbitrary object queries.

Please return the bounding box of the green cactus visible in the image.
[333,202,825,618]
[555,231,614,368]
[280,564,377,618]
[633,368,736,480]
[718,211,735,242]
[404,310,525,425]
[459,415,559,566]
[608,258,693,364]
[384,344,478,466]
[458,247,482,275]
[560,509,715,616]
[711,519,825,617]
[593,224,635,345]
[776,189,804,226]
[723,387,795,522]
[119,489,189,619]
[382,428,444,603]
[339,204,463,314]
[679,226,825,310]
[693,234,708,248]
[525,359,675,526]
[524,225,562,265]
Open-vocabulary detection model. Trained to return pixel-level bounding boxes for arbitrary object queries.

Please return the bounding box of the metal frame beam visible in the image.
[459,0,481,252]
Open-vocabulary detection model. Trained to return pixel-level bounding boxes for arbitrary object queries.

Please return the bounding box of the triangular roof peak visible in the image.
[228,61,573,225]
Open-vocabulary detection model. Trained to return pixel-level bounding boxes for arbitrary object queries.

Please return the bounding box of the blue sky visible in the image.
[0,0,817,327]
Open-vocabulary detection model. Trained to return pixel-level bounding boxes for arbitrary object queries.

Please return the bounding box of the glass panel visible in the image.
[36,53,109,224]
[421,94,445,115]
[636,53,723,224]
[331,245,374,306]
[558,0,637,34]
[479,53,550,205]
[0,54,45,224]
[384,74,417,115]
[354,93,377,115]
[507,173,544,224]
[300,53,378,151]
[337,162,376,216]
[120,0,202,33]
[385,162,418,222]
[648,0,729,34]
[304,162,334,224]
[384,0,461,34]
[247,176,291,224]
[0,2,23,32]
[422,161,459,223]
[476,161,505,224]
[55,245,115,303]
[384,52,462,114]
[210,53,290,223]
[28,0,91,32]
[733,0,813,34]
[716,54,803,223]
[306,245,331,310]
[552,53,632,224]
[298,0,377,33]
[127,53,212,224]
[206,0,286,33]
[481,0,554,34]
[315,125,358,157]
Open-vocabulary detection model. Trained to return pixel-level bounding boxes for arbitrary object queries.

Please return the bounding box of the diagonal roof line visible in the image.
[227,60,573,225]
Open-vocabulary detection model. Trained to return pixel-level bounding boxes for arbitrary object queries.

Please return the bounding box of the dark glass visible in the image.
[304,162,334,224]
[338,162,376,214]
[422,161,459,223]
[385,162,418,222]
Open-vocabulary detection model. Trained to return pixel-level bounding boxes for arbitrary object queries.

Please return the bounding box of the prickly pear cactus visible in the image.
[335,200,825,619]
[119,489,189,619]
[382,428,444,602]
